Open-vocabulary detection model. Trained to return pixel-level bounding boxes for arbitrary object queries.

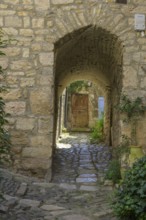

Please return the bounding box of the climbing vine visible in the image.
[117,94,145,145]
[67,81,89,93]
[0,29,11,165]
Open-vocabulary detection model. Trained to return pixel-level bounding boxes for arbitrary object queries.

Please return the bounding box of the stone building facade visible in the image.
[0,0,146,179]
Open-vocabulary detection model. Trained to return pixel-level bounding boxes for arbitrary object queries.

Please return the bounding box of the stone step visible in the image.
[76,177,98,184]
[80,156,91,160]
[78,174,97,178]
[79,159,91,162]
[78,169,97,174]
[79,185,99,191]
[79,163,93,166]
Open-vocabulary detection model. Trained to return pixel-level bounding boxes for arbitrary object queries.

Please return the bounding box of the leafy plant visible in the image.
[105,159,121,184]
[114,135,131,159]
[0,29,11,165]
[90,117,104,143]
[105,135,131,184]
[67,81,89,93]
[111,156,146,220]
[118,94,145,145]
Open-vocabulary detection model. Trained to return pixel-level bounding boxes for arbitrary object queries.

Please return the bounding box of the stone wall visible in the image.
[1,0,146,178]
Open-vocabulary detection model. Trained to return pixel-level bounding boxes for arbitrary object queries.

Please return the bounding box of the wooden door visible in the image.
[71,93,89,128]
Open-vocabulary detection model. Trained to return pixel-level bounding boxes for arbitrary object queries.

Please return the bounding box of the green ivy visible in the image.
[118,95,145,120]
[67,81,89,93]
[111,156,146,220]
[117,94,145,145]
[90,117,104,143]
[0,29,11,165]
[105,159,121,184]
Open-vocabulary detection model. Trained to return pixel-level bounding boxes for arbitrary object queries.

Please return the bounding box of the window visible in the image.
[116,0,127,4]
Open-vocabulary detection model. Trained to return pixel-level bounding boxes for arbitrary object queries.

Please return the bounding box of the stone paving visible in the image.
[0,132,116,220]
[52,133,112,188]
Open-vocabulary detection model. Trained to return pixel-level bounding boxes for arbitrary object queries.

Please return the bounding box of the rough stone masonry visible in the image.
[0,0,146,178]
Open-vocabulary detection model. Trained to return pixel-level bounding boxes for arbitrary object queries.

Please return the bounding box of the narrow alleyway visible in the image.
[0,133,116,220]
[52,132,112,189]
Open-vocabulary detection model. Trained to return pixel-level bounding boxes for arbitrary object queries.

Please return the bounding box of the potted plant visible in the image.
[118,94,145,167]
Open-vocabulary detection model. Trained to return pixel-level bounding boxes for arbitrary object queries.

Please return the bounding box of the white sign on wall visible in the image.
[135,14,145,30]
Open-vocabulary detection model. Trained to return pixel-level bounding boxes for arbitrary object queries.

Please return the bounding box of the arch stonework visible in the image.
[1,0,146,178]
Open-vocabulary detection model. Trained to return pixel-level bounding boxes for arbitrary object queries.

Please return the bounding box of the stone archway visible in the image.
[53,25,123,149]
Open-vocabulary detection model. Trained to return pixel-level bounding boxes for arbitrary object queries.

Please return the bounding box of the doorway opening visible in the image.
[52,25,123,183]
[57,80,105,137]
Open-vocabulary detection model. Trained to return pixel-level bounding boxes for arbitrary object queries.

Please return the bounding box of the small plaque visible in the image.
[135,14,145,30]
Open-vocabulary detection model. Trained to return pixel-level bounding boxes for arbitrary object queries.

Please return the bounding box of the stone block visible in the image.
[6,76,19,85]
[7,71,25,76]
[5,16,22,27]
[0,17,3,26]
[41,205,65,211]
[35,36,44,42]
[23,0,33,4]
[16,183,27,196]
[47,20,53,27]
[19,29,33,37]
[11,131,29,146]
[21,158,52,170]
[10,60,32,70]
[62,214,90,220]
[30,88,53,115]
[22,48,29,58]
[32,182,54,188]
[42,43,54,52]
[34,0,50,10]
[36,74,53,86]
[123,66,138,88]
[79,185,99,191]
[76,177,97,184]
[32,18,44,28]
[59,183,76,190]
[23,17,30,28]
[31,43,41,51]
[5,101,26,115]
[38,117,53,134]
[19,199,40,207]
[22,147,52,158]
[39,52,54,66]
[17,11,28,16]
[6,117,16,125]
[0,205,8,213]
[140,77,146,88]
[3,28,18,36]
[0,57,9,69]
[30,135,52,148]
[52,0,74,4]
[42,67,53,75]
[2,89,22,100]
[3,48,21,57]
[23,5,33,10]
[0,4,8,9]
[20,77,35,87]
[16,118,36,130]
[45,210,71,217]
[4,0,19,3]
[11,146,22,154]
[0,11,16,16]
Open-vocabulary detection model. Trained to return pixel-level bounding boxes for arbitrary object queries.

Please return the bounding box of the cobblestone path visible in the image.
[52,133,112,188]
[0,132,116,220]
